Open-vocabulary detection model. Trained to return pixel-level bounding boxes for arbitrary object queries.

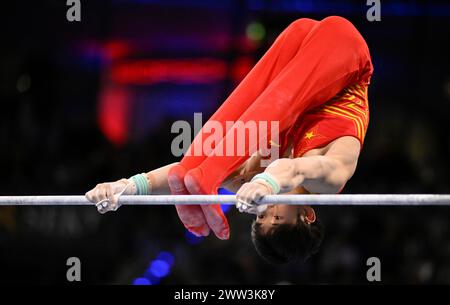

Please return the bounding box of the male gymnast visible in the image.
[86,16,373,264]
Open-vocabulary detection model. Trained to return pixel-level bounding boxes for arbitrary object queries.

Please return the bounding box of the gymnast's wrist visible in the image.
[251,173,281,194]
[120,179,136,195]
[129,173,153,195]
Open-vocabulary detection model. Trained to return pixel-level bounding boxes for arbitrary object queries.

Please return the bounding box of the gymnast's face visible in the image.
[255,204,315,234]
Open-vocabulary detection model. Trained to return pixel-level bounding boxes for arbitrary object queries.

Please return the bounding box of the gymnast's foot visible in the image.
[200,204,230,240]
[185,167,230,240]
[184,167,216,195]
[174,205,211,237]
[167,164,189,195]
[168,164,210,237]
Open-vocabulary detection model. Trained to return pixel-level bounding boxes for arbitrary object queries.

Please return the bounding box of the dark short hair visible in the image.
[251,214,324,264]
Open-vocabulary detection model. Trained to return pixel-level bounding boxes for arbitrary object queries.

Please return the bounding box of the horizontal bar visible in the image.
[0,194,449,206]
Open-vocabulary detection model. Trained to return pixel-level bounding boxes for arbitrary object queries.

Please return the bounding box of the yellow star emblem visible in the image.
[305,131,315,139]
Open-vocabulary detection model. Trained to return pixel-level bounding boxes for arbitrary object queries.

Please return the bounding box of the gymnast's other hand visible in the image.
[235,181,272,214]
[85,179,136,214]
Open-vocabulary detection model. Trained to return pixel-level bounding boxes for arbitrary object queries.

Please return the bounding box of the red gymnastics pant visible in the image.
[168,16,374,239]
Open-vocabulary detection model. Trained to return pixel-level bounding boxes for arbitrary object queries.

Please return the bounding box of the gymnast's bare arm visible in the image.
[235,136,361,206]
[268,136,360,194]
[85,154,260,213]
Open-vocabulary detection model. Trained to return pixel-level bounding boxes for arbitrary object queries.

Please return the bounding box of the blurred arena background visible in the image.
[0,0,449,284]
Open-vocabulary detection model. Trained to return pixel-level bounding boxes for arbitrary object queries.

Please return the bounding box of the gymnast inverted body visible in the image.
[86,16,373,264]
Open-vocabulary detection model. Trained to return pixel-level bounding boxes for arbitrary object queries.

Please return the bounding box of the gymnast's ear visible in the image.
[303,206,316,225]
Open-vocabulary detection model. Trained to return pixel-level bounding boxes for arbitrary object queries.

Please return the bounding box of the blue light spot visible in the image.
[221,204,231,213]
[156,251,175,267]
[184,230,204,245]
[143,269,162,284]
[218,188,234,213]
[149,260,171,278]
[133,277,151,285]
[218,188,234,195]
